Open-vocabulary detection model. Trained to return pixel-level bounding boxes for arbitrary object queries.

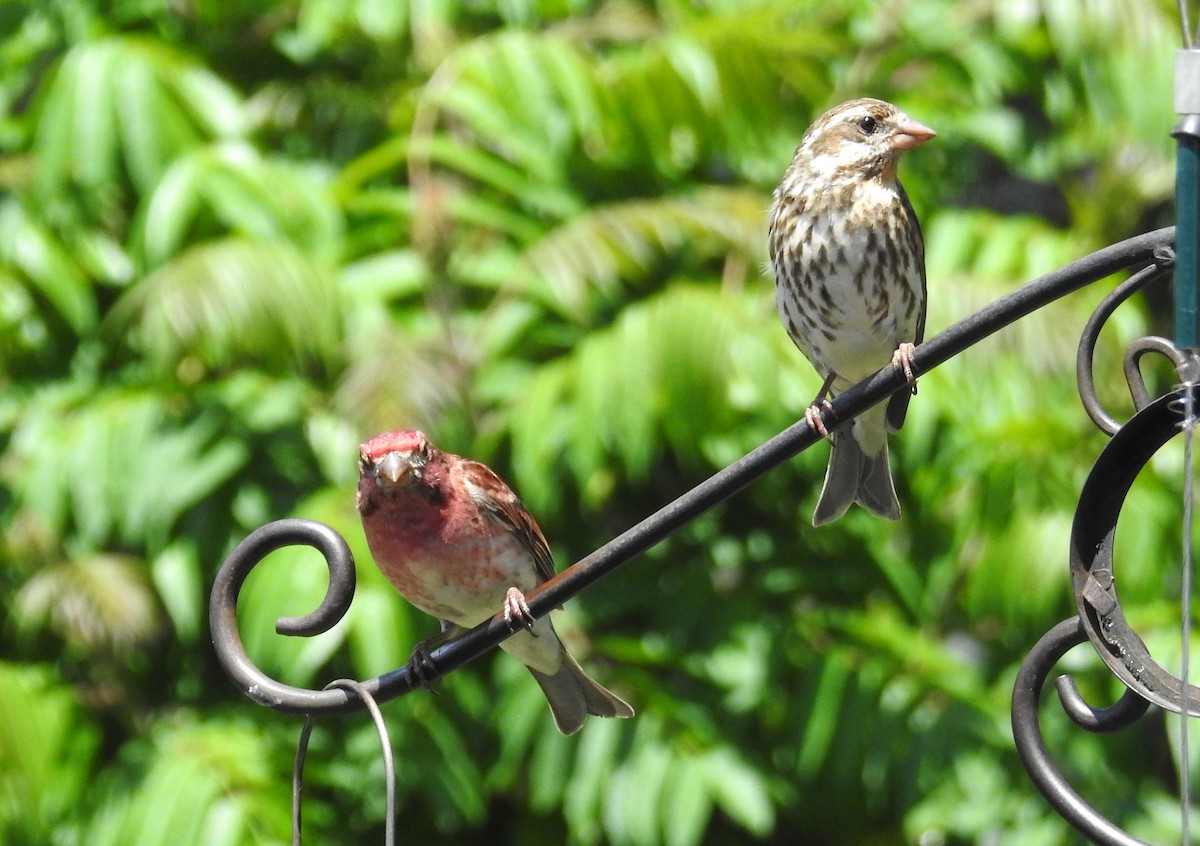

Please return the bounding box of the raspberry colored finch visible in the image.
[768,98,934,525]
[356,430,633,735]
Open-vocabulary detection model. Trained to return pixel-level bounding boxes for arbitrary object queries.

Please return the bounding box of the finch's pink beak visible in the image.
[891,115,936,151]
[375,452,412,487]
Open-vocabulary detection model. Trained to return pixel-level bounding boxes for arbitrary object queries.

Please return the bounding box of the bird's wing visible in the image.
[465,459,558,584]
[887,181,927,433]
[897,181,927,345]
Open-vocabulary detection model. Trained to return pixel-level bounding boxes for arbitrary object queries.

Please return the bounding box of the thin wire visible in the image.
[293,718,314,846]
[1184,0,1195,49]
[293,680,397,846]
[1183,384,1197,846]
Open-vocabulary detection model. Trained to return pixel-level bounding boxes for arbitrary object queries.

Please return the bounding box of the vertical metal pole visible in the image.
[1174,47,1200,845]
[1175,51,1200,349]
[1177,126,1200,347]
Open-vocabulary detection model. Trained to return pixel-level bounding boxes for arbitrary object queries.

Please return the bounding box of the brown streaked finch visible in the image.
[356,430,633,735]
[767,98,934,526]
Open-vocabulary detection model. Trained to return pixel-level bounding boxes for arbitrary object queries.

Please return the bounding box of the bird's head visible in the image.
[798,98,936,185]
[358,430,434,495]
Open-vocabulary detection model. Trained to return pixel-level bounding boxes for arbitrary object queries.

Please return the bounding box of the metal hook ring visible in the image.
[1070,384,1200,715]
[1124,335,1200,412]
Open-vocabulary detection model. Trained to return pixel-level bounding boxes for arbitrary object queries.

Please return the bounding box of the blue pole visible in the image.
[1174,50,1200,349]
[1172,46,1200,846]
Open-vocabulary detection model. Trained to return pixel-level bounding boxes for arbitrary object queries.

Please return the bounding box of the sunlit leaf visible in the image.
[138,142,343,267]
[35,35,245,197]
[697,748,774,835]
[0,200,97,333]
[0,662,98,844]
[82,721,287,846]
[108,237,343,377]
[520,187,764,320]
[6,387,249,552]
[662,754,712,846]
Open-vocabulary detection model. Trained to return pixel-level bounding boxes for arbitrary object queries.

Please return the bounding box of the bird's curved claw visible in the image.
[805,401,836,443]
[503,586,537,636]
[893,342,918,394]
[405,640,443,694]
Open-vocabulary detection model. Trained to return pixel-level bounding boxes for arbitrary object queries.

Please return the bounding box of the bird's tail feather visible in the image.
[812,430,901,526]
[528,648,634,735]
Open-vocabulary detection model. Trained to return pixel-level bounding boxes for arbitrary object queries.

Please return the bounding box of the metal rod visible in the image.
[292,680,397,846]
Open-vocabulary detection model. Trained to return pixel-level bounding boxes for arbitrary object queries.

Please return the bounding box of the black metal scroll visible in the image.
[1009,240,1200,844]
[1072,385,1200,715]
[1012,618,1152,846]
[208,228,1176,721]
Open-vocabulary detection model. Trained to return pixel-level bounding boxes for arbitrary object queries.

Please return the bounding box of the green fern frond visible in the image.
[15,553,163,653]
[107,237,344,377]
[34,35,245,198]
[521,187,766,319]
[137,142,344,267]
[0,199,97,334]
[6,387,249,551]
[507,283,765,513]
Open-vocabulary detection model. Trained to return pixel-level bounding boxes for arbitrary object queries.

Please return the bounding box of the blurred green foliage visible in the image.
[0,0,1195,843]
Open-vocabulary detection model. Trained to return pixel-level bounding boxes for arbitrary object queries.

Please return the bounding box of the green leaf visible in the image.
[107,237,343,377]
[605,740,673,846]
[34,36,245,197]
[698,748,773,835]
[81,721,286,846]
[0,200,97,333]
[151,543,203,644]
[562,718,622,843]
[0,662,98,843]
[7,387,249,553]
[521,188,763,320]
[139,143,343,266]
[663,754,713,846]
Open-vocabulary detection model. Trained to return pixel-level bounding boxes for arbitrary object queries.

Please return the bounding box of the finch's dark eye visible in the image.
[857,115,878,134]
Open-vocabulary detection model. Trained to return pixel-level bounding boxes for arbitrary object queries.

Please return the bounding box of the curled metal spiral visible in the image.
[1076,249,1175,435]
[1071,384,1200,716]
[1012,618,1152,846]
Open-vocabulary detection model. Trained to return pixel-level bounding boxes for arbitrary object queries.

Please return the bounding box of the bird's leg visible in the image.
[806,375,838,442]
[892,342,918,394]
[813,373,835,404]
[503,586,537,636]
